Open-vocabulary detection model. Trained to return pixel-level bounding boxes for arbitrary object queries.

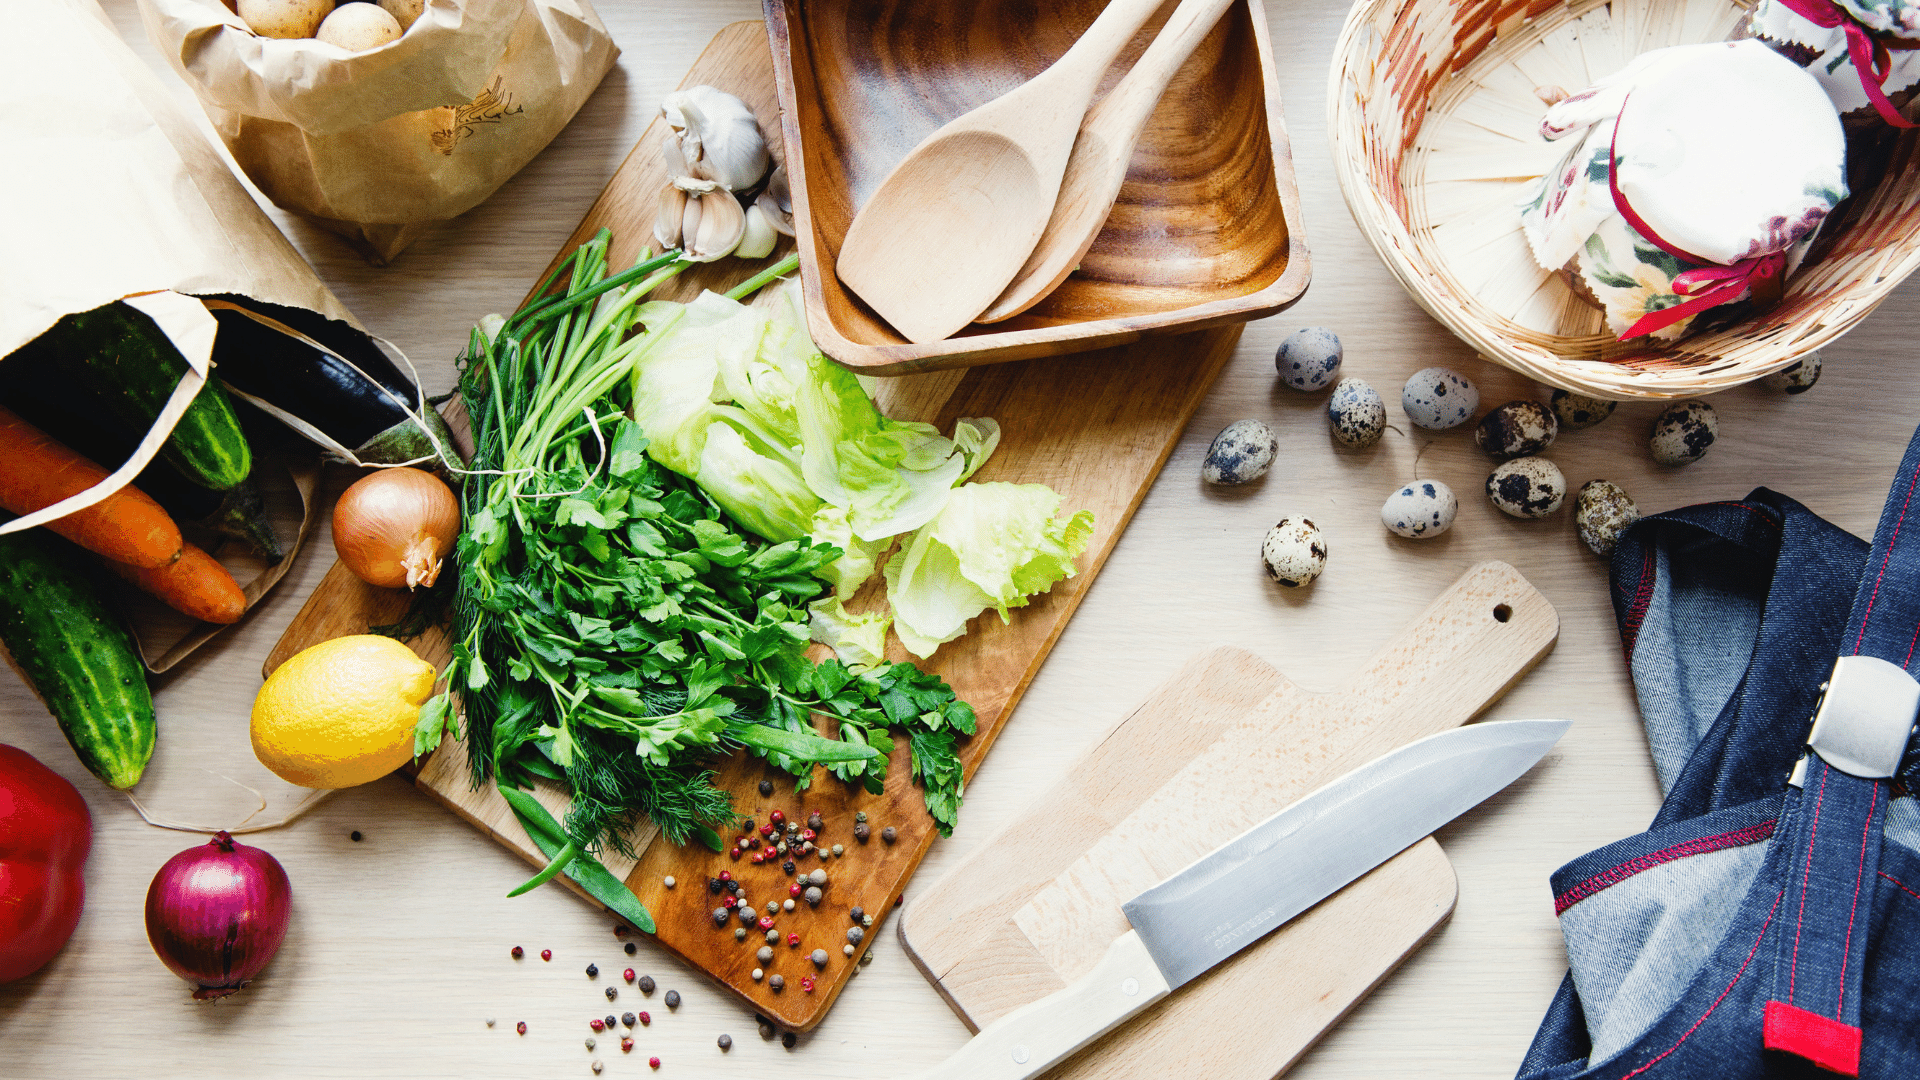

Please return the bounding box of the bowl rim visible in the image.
[763,0,1312,374]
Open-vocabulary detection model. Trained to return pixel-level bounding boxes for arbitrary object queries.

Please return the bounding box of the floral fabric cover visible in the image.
[1748,0,1920,120]
[1518,42,1848,341]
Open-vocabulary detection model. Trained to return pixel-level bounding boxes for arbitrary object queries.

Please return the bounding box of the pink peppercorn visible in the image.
[510,946,523,959]
[729,848,742,861]
[758,916,775,930]
[649,1057,661,1069]
[759,823,773,837]
[621,1038,634,1053]
[787,933,800,947]
[590,1019,605,1033]
[770,810,786,825]
[638,1011,651,1026]
[718,870,733,882]
[788,883,802,897]
[516,1022,527,1036]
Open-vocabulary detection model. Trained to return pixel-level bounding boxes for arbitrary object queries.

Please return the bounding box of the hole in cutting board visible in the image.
[1493,604,1512,623]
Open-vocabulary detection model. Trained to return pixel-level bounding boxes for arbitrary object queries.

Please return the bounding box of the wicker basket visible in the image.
[1329,0,1920,399]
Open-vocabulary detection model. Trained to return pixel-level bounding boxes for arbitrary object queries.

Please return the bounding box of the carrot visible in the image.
[0,404,182,568]
[104,542,246,624]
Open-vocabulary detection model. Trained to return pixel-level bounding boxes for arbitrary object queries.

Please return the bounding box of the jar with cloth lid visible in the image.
[1516,41,1847,342]
[1746,0,1920,128]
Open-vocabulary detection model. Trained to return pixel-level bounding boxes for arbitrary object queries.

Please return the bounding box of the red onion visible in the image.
[144,831,291,1000]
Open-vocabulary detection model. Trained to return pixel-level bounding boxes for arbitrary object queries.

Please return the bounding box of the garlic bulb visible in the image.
[670,176,746,262]
[755,163,795,238]
[660,86,770,192]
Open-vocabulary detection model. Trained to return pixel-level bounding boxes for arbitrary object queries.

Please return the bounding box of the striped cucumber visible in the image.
[6,302,252,490]
[0,520,156,789]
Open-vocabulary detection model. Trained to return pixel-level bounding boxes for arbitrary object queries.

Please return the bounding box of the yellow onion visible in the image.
[332,468,459,589]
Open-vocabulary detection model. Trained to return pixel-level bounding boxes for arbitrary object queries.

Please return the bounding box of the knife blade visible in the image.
[912,718,1570,1080]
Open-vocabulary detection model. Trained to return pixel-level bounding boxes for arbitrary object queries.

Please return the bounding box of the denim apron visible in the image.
[1516,429,1920,1079]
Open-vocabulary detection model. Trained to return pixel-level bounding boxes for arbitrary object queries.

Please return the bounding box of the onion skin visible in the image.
[144,831,291,1000]
[332,467,459,590]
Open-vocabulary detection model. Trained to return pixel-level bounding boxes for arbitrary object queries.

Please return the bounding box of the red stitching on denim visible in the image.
[1621,546,1657,661]
[1706,501,1783,531]
[1791,766,1831,1006]
[1903,616,1920,670]
[1616,886,1787,1080]
[1553,820,1778,915]
[1879,870,1920,901]
[1837,783,1879,1015]
[1853,458,1920,655]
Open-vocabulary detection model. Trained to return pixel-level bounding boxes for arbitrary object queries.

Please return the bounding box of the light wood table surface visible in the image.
[6,2,1917,1077]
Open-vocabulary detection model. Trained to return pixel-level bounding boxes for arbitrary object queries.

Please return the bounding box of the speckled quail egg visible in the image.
[317,2,403,50]
[1575,480,1639,557]
[1380,480,1458,539]
[1401,367,1479,430]
[1649,400,1718,465]
[237,0,333,38]
[1486,457,1566,519]
[1549,388,1617,430]
[1275,327,1342,392]
[1202,419,1278,485]
[1261,517,1327,588]
[1475,400,1558,460]
[1327,378,1386,448]
[1762,353,1822,394]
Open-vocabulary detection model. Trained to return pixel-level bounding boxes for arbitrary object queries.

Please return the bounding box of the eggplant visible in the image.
[204,295,455,467]
[0,360,281,561]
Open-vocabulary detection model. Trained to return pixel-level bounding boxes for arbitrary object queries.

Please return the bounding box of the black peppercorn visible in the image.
[605,1015,617,1030]
[622,1012,636,1028]
[853,822,871,842]
[782,1032,797,1049]
[782,859,796,874]
[639,975,656,994]
[665,990,681,1009]
[625,942,637,955]
[807,811,822,831]
[881,826,897,844]
[758,779,774,796]
[606,987,618,1001]
[769,974,785,991]
[849,906,865,923]
[586,964,599,977]
[350,831,363,841]
[711,907,730,926]
[718,1034,733,1051]
[708,877,723,894]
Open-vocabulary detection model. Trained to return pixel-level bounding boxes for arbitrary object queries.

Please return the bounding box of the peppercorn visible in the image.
[516,1022,528,1035]
[639,1011,651,1026]
[350,831,363,842]
[591,1062,603,1075]
[586,963,599,977]
[665,990,681,1009]
[606,987,618,1001]
[776,841,788,855]
[511,946,524,959]
[847,926,864,945]
[758,915,775,930]
[739,907,757,926]
[770,810,786,826]
[765,929,779,944]
[855,811,868,823]
[882,826,897,844]
[759,823,774,837]
[770,974,785,991]
[783,1032,797,1049]
[808,869,827,887]
[800,975,816,993]
[863,914,875,928]
[849,906,865,923]
[751,852,766,864]
[807,811,823,831]
[623,1012,636,1027]
[831,843,844,857]
[804,886,822,906]
[729,848,742,861]
[853,822,871,842]
[709,877,723,894]
[844,944,856,957]
[649,1056,661,1070]
[759,780,773,796]
[712,907,730,926]
[810,949,828,968]
[723,897,737,910]
[765,901,779,914]
[783,899,795,912]
[663,876,676,888]
[758,1018,776,1040]
[800,828,816,842]
[718,1034,733,1051]
[860,949,874,967]
[787,883,801,898]
[734,927,747,940]
[719,870,734,882]
[751,967,764,981]
[590,1019,606,1033]
[782,859,796,873]
[622,1038,634,1053]
[625,942,637,955]
[486,1019,496,1027]
[787,932,801,947]
[542,949,553,961]
[586,1038,597,1050]
[639,975,656,994]
[786,821,800,836]
[606,1015,617,1029]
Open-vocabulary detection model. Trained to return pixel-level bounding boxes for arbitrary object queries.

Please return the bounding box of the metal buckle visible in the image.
[1802,655,1920,781]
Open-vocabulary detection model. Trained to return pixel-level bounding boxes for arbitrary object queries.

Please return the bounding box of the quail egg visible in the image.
[1202,419,1278,485]
[1327,378,1386,449]
[1549,388,1616,430]
[1261,517,1327,588]
[1486,457,1566,519]
[1649,400,1718,465]
[1475,400,1558,459]
[1401,367,1479,429]
[1275,328,1342,392]
[1575,480,1639,557]
[1380,480,1458,539]
[1762,353,1822,395]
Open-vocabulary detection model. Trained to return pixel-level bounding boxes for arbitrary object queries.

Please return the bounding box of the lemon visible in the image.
[251,635,437,789]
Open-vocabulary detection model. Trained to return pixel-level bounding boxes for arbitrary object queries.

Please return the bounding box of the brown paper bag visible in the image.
[138,0,620,262]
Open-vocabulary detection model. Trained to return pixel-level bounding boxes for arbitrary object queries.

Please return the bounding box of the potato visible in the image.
[378,0,425,32]
[316,3,403,51]
[237,0,332,38]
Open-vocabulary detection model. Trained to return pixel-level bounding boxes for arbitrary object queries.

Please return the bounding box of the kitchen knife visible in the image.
[914,717,1571,1080]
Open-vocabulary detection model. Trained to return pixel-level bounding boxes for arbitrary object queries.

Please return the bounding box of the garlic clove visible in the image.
[682,192,706,253]
[660,85,770,192]
[736,203,779,260]
[754,164,795,237]
[686,189,746,262]
[655,184,688,251]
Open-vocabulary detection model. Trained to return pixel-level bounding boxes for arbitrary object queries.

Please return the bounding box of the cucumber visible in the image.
[0,519,156,789]
[6,302,252,491]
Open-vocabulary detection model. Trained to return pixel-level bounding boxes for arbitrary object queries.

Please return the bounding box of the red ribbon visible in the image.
[1777,0,1920,128]
[1606,112,1790,340]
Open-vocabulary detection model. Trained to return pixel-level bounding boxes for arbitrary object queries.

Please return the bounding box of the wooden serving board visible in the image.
[900,561,1559,1078]
[266,21,1242,1032]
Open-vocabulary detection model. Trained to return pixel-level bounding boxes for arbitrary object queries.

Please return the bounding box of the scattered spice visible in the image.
[622,1012,636,1028]
[783,899,795,912]
[752,967,764,981]
[605,1015,617,1029]
[882,826,897,844]
[758,916,775,931]
[800,975,815,993]
[590,1019,606,1033]
[855,811,867,823]
[586,1038,597,1050]
[665,990,681,1009]
[783,1032,797,1048]
[758,946,774,962]
[782,860,795,874]
[542,949,553,961]
[787,933,801,948]
[853,823,870,843]
[810,949,828,968]
[709,877,724,894]
[625,943,637,956]
[849,906,865,923]
[591,1062,603,1075]
[639,1011,651,1026]
[769,974,785,991]
[712,907,729,926]
[863,914,874,928]
[622,1038,634,1054]
[770,810,786,826]
[511,946,524,959]
[729,848,742,861]
[894,895,902,907]
[639,975,656,994]
[807,812,822,831]
[649,1056,661,1070]
[758,780,773,796]
[804,887,822,906]
[718,1034,733,1051]
[663,876,676,888]
[860,950,873,967]
[719,870,734,882]
[624,968,636,982]
[606,987,618,1001]
[843,944,855,957]
[586,963,599,978]
[350,831,363,842]
[486,1018,496,1027]
[807,869,827,887]
[517,1022,528,1035]
[734,927,747,940]
[831,843,844,857]
[757,1018,775,1039]
[847,926,864,945]
[765,929,778,944]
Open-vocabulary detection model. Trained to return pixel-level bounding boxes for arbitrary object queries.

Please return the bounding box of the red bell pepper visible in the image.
[0,743,91,982]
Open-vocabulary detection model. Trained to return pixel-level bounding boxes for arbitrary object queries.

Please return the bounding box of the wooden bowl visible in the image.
[764,0,1310,374]
[1329,0,1920,400]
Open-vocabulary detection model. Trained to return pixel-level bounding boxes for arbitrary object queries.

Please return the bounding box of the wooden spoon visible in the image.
[978,0,1240,323]
[834,0,1174,345]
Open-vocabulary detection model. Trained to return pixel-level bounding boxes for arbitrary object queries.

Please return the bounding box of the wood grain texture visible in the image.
[259,21,1245,1033]
[767,0,1310,372]
[901,561,1556,1079]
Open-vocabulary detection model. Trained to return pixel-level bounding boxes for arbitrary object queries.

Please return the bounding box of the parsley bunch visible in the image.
[418,231,975,876]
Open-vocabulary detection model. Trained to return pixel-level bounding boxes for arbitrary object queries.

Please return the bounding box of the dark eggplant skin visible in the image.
[206,297,422,453]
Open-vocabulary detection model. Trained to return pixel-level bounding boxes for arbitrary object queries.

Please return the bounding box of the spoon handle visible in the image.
[1088,0,1241,137]
[1046,0,1184,104]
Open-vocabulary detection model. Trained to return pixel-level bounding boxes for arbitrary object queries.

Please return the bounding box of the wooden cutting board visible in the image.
[265,21,1244,1033]
[900,561,1559,1078]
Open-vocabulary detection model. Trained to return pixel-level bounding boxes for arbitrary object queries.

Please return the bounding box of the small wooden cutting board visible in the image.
[899,560,1559,1079]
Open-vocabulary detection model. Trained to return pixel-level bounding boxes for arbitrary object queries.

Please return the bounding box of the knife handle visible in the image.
[916,930,1172,1080]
